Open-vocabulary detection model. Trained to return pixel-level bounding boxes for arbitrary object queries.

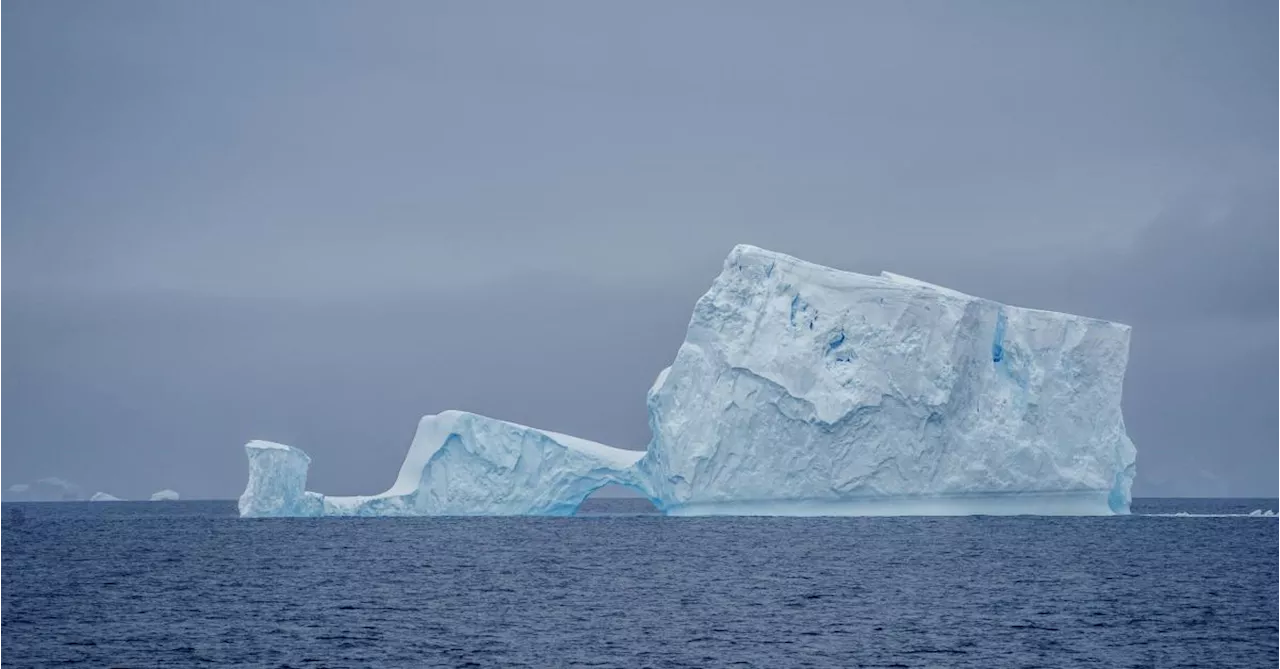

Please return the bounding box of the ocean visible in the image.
[2,498,1276,668]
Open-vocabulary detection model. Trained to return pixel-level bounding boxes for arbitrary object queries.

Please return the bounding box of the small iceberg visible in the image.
[149,489,180,501]
[90,492,123,502]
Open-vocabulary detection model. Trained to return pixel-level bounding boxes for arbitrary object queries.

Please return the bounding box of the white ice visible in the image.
[90,492,123,502]
[239,411,645,517]
[149,489,180,501]
[638,245,1137,516]
[238,244,1138,517]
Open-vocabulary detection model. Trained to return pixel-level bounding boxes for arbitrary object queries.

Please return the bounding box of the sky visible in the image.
[3,0,1276,500]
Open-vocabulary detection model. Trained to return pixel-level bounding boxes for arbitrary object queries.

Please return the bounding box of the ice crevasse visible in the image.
[239,244,1137,517]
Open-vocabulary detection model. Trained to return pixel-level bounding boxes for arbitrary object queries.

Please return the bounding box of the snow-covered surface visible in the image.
[239,411,645,517]
[90,492,123,502]
[238,244,1138,517]
[149,489,180,501]
[638,244,1136,516]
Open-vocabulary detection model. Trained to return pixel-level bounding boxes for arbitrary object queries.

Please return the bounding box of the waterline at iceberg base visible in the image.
[239,244,1137,518]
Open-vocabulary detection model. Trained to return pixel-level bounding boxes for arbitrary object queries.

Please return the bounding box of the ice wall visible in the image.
[636,245,1137,515]
[239,441,323,517]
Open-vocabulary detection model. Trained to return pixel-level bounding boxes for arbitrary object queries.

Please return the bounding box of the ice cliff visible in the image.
[239,244,1137,517]
[239,411,645,517]
[637,245,1136,515]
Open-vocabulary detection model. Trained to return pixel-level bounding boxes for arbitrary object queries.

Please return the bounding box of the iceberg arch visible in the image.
[239,411,647,518]
[239,244,1137,517]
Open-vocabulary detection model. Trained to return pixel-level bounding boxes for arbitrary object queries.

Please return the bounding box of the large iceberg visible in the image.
[637,245,1136,516]
[238,244,1137,517]
[239,411,646,517]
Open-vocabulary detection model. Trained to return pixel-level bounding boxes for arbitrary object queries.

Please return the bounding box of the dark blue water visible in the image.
[3,498,1276,668]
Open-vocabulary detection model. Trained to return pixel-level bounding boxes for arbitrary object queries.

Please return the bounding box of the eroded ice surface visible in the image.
[239,441,323,517]
[149,489,180,501]
[637,245,1137,516]
[90,492,123,502]
[239,411,645,517]
[239,244,1137,517]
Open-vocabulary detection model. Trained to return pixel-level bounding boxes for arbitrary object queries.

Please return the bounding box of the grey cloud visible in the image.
[1105,188,1278,322]
[3,1,1275,499]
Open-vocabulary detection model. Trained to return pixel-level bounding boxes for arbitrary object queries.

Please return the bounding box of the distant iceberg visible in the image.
[90,492,123,502]
[6,478,84,501]
[239,244,1137,517]
[149,489,180,502]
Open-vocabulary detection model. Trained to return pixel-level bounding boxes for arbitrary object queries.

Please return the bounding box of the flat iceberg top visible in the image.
[245,439,312,464]
[729,244,1131,330]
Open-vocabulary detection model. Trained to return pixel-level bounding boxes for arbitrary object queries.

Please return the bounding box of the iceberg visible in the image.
[149,489,180,501]
[639,245,1136,515]
[238,244,1137,517]
[238,411,646,517]
[239,441,324,517]
[5,478,84,501]
[90,492,123,502]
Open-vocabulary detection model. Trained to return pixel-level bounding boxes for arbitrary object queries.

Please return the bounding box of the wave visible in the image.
[1144,509,1276,518]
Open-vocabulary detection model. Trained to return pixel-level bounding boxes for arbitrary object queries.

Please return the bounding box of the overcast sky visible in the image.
[4,1,1276,500]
